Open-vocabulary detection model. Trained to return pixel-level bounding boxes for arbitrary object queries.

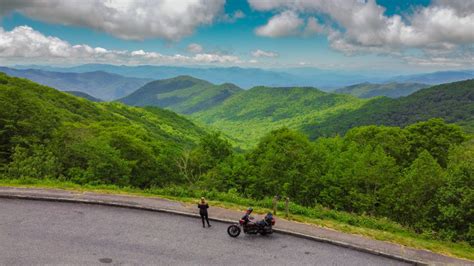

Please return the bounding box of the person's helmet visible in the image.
[247,207,253,213]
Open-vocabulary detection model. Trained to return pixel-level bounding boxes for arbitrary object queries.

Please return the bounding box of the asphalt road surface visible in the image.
[0,199,411,265]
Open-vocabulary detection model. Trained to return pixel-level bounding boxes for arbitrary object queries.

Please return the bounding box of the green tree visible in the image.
[246,128,316,204]
[393,150,446,232]
[7,145,60,179]
[406,118,465,167]
[434,142,474,243]
[345,125,410,166]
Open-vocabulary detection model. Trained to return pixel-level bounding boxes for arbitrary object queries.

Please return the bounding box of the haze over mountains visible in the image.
[388,70,474,85]
[0,67,151,101]
[12,64,474,90]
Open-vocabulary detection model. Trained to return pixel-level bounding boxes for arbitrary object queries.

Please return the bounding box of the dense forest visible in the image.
[0,73,473,245]
[0,73,206,188]
[118,76,473,148]
[191,85,367,147]
[306,79,474,137]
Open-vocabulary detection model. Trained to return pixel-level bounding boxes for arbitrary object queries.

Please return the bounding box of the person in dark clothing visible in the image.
[198,197,211,228]
[241,207,253,225]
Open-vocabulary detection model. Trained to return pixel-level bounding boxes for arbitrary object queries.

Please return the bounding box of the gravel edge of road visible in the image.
[0,193,426,265]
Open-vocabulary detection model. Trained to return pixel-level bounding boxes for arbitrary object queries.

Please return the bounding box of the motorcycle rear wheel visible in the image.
[227,225,241,237]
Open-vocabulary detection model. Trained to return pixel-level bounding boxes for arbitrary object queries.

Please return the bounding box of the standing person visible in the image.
[198,197,211,228]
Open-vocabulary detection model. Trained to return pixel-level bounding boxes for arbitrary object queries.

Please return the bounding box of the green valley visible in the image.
[118,76,367,147]
[191,86,367,147]
[118,77,473,149]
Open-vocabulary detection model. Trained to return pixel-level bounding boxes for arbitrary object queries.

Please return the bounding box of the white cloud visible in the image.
[434,0,474,16]
[255,11,326,38]
[248,0,474,65]
[0,26,242,65]
[255,11,303,37]
[192,53,241,64]
[187,43,203,53]
[0,0,225,41]
[251,49,278,58]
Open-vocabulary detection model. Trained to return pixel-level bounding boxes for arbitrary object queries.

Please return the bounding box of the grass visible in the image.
[0,177,473,261]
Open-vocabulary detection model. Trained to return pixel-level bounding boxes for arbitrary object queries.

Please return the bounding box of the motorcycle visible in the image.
[227,214,275,237]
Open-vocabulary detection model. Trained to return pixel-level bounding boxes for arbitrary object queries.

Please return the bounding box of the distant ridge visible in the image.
[13,64,473,89]
[387,70,474,85]
[335,82,429,98]
[0,66,151,100]
[119,75,242,114]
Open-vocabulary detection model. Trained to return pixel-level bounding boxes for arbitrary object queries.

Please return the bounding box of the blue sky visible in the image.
[0,0,472,72]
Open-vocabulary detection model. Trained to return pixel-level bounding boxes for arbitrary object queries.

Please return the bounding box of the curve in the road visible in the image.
[0,199,411,265]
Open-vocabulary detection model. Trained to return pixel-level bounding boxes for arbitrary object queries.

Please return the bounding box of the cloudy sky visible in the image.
[0,0,472,72]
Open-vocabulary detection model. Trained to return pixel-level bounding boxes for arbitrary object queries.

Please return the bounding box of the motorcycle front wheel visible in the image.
[227,224,241,237]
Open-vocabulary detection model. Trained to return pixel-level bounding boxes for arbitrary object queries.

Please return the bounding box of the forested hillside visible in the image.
[119,78,472,149]
[0,73,206,187]
[119,76,242,114]
[305,79,474,138]
[335,82,428,98]
[65,91,102,102]
[191,86,366,147]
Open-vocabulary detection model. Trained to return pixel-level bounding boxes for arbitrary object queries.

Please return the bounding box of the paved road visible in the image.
[0,199,410,265]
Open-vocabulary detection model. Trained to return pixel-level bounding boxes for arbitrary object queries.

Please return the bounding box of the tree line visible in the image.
[185,119,473,244]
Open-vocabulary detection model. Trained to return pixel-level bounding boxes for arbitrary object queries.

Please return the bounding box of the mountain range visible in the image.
[388,70,474,85]
[119,75,474,147]
[118,75,365,146]
[13,64,473,89]
[0,67,151,101]
[2,65,472,149]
